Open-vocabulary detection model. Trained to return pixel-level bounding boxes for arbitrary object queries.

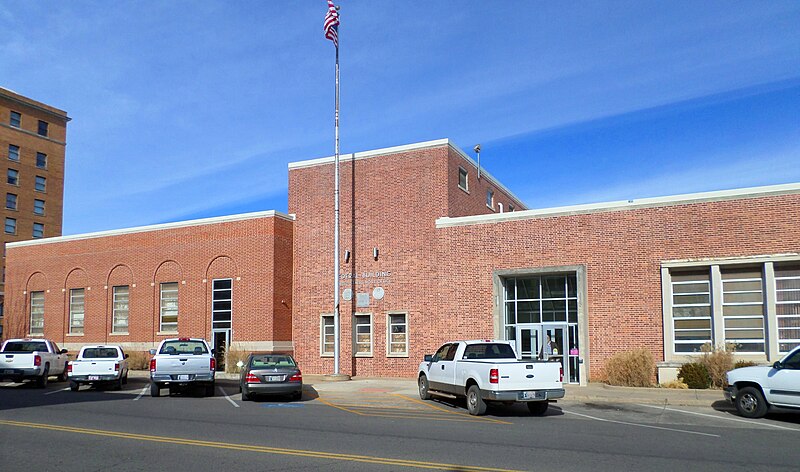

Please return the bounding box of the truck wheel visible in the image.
[69,381,79,392]
[466,385,487,416]
[418,375,431,400]
[36,366,49,388]
[735,386,768,418]
[527,401,549,416]
[150,382,161,397]
[114,377,123,391]
[122,373,128,385]
[57,364,68,382]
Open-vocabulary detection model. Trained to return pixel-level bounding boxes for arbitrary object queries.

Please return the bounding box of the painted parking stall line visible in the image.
[637,404,800,431]
[44,387,70,396]
[563,409,720,437]
[219,386,239,408]
[133,385,148,401]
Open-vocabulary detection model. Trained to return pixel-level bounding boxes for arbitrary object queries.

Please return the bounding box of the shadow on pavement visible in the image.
[429,395,565,417]
[0,378,148,411]
[711,399,800,424]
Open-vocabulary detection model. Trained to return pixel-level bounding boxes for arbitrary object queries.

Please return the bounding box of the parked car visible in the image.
[68,345,129,391]
[0,338,69,387]
[418,340,564,416]
[724,345,800,418]
[239,353,302,401]
[149,337,216,397]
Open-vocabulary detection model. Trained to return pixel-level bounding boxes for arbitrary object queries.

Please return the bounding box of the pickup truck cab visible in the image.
[0,338,69,387]
[149,337,215,397]
[724,345,800,418]
[418,340,565,416]
[68,345,129,391]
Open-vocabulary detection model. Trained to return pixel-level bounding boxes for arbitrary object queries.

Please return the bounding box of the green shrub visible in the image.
[604,348,655,387]
[699,343,735,389]
[678,362,710,389]
[734,360,758,369]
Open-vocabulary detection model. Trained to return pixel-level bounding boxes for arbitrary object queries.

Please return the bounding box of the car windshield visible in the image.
[462,343,517,359]
[159,340,208,355]
[82,348,119,359]
[251,355,296,368]
[2,341,48,353]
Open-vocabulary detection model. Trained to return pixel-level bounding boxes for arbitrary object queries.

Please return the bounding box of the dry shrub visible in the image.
[660,379,688,389]
[127,351,151,370]
[699,343,735,389]
[225,346,251,374]
[604,348,655,387]
[734,360,758,369]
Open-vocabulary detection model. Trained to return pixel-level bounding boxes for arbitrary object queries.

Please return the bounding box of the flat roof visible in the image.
[288,138,527,209]
[0,86,69,120]
[435,182,800,228]
[7,210,294,248]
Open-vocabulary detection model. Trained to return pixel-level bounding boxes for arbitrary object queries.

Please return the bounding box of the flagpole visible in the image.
[333,32,341,375]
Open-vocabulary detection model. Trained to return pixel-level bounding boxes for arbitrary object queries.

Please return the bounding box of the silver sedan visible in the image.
[239,353,303,401]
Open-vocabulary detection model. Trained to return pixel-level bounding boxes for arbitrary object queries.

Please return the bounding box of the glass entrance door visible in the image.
[516,325,541,359]
[212,330,229,372]
[516,323,578,384]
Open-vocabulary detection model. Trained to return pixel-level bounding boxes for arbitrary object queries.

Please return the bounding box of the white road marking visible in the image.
[133,385,148,401]
[1,382,20,387]
[219,386,239,408]
[637,404,800,431]
[44,387,70,396]
[563,409,720,437]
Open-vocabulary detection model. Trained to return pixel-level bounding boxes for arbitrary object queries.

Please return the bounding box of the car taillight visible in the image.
[490,368,499,384]
[560,366,564,382]
[67,362,72,373]
[245,373,260,383]
[149,359,156,372]
[289,371,302,382]
[210,358,216,371]
[34,355,41,367]
[114,363,120,372]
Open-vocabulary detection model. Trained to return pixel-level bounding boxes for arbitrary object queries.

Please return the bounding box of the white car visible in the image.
[724,345,800,418]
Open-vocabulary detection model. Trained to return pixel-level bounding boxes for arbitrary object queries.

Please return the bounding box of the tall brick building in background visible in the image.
[0,88,68,338]
[4,138,800,383]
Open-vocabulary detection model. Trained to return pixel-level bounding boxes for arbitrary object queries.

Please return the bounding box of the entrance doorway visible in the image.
[212,330,229,372]
[516,323,579,384]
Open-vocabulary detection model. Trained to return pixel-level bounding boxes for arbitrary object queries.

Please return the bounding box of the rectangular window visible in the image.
[321,315,334,356]
[509,203,515,212]
[354,314,373,356]
[32,222,44,238]
[722,268,764,353]
[212,278,232,329]
[4,218,16,234]
[35,176,46,192]
[671,270,712,353]
[775,264,800,353]
[486,189,494,209]
[30,291,44,335]
[37,120,48,137]
[112,286,129,334]
[458,167,468,191]
[7,169,18,185]
[5,193,17,210]
[36,152,47,169]
[34,199,45,216]
[10,111,21,127]
[8,144,19,162]
[160,282,179,332]
[387,313,408,356]
[69,288,85,335]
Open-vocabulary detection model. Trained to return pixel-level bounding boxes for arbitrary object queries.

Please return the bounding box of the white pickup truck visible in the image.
[418,340,565,416]
[0,338,69,387]
[149,337,216,397]
[724,345,800,418]
[68,345,130,391]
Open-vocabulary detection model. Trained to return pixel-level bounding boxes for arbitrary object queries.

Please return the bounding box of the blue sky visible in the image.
[2,1,799,234]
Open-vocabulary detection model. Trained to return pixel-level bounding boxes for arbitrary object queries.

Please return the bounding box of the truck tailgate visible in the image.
[71,360,118,376]
[156,356,211,375]
[493,361,562,391]
[0,353,36,370]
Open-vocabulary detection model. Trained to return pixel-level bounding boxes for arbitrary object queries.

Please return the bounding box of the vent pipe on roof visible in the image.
[474,144,481,180]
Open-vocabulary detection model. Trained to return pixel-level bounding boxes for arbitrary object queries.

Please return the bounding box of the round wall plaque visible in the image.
[373,286,385,300]
[342,288,352,301]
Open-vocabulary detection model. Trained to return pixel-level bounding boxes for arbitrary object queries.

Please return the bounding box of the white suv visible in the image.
[724,345,800,418]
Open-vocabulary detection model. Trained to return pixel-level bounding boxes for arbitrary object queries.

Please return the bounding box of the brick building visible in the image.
[4,139,800,383]
[0,88,68,337]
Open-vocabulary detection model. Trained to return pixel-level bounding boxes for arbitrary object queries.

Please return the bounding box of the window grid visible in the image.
[6,193,17,210]
[36,152,47,169]
[69,288,85,335]
[34,199,45,216]
[10,111,21,127]
[211,279,232,329]
[33,222,44,238]
[35,176,46,192]
[112,286,129,333]
[776,267,800,353]
[4,217,16,234]
[37,120,48,137]
[160,282,178,332]
[321,315,334,355]
[8,144,19,161]
[721,271,764,353]
[30,291,44,335]
[387,313,408,356]
[354,314,373,356]
[458,167,468,191]
[671,273,712,353]
[7,169,18,185]
[486,189,494,208]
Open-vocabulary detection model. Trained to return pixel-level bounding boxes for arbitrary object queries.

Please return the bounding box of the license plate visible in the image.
[519,391,546,400]
[266,375,282,382]
[88,375,100,381]
[178,375,190,380]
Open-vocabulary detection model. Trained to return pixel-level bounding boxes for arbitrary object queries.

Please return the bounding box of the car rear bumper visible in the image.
[0,367,44,379]
[482,388,565,402]
[243,382,302,396]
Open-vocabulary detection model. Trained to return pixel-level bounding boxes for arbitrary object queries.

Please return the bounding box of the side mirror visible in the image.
[149,349,157,355]
[424,354,433,362]
[125,354,130,359]
[60,349,68,354]
[773,361,783,370]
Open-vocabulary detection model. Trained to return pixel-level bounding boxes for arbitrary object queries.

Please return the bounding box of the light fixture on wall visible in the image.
[344,250,351,263]
[373,247,379,260]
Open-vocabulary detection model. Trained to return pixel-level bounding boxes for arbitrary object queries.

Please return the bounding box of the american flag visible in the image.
[324,0,339,48]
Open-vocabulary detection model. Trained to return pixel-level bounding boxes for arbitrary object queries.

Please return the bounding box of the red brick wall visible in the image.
[434,195,800,380]
[3,215,292,348]
[446,147,526,217]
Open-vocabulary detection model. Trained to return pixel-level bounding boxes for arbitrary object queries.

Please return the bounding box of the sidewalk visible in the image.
[131,371,725,407]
